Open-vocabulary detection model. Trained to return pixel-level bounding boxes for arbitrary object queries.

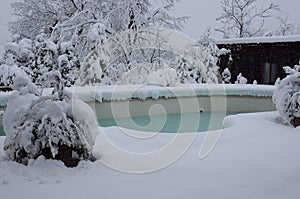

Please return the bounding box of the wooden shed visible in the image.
[216,36,300,85]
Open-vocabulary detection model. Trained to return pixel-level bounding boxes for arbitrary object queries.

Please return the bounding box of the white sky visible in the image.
[0,0,300,46]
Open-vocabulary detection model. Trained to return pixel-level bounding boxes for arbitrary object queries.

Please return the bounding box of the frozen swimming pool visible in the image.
[0,112,240,136]
[98,111,241,133]
[0,84,277,136]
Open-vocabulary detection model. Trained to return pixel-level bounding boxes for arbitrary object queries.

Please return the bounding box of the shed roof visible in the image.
[216,35,300,45]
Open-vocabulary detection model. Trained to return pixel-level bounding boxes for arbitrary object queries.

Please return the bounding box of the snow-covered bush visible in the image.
[118,63,179,87]
[222,68,231,84]
[3,72,99,167]
[178,43,227,84]
[235,73,248,84]
[1,34,80,87]
[273,65,300,127]
[1,37,35,76]
[0,64,29,88]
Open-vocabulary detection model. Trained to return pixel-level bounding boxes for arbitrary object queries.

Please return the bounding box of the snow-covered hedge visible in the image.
[273,65,300,127]
[3,73,99,167]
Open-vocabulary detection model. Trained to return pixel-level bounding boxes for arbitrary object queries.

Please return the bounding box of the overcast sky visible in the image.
[0,0,300,47]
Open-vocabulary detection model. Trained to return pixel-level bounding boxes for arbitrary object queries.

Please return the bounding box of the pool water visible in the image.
[98,111,241,133]
[0,112,241,136]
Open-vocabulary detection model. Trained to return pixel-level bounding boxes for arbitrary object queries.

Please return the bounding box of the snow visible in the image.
[0,111,299,198]
[216,35,300,45]
[70,84,275,103]
[0,84,275,107]
[235,73,248,84]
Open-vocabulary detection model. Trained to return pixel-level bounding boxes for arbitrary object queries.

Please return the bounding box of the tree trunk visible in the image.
[292,117,300,128]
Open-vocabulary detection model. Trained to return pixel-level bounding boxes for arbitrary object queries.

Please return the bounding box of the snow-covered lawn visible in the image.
[0,111,299,199]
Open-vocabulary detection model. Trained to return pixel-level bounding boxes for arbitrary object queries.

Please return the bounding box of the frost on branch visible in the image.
[273,65,300,127]
[3,72,99,167]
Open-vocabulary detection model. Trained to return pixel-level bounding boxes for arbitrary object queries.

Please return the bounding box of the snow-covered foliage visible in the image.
[9,0,186,61]
[78,29,228,86]
[235,73,248,84]
[118,63,179,87]
[1,34,80,87]
[3,72,99,167]
[1,37,35,74]
[222,68,231,84]
[0,64,29,88]
[178,43,228,84]
[273,65,300,126]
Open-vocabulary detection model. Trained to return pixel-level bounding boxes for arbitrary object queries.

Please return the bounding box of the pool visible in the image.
[98,111,241,133]
[0,84,277,136]
[0,111,240,136]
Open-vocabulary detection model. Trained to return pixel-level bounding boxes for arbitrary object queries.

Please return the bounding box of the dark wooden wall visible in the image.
[217,42,300,84]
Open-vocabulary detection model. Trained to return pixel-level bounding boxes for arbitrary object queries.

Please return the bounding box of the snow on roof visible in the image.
[216,35,300,45]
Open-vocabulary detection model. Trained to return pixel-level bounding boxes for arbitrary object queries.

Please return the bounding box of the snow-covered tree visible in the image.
[273,65,300,127]
[222,68,232,84]
[216,0,280,38]
[274,15,298,36]
[3,72,99,167]
[33,33,59,83]
[9,0,77,39]
[57,42,80,87]
[235,73,248,84]
[9,0,186,61]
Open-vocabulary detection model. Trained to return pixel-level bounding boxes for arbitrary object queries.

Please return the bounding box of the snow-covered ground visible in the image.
[0,111,299,199]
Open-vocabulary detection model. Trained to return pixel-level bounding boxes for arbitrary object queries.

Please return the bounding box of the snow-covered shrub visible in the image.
[118,63,179,87]
[273,65,300,127]
[3,72,99,167]
[235,73,248,84]
[1,34,80,87]
[0,64,29,88]
[222,68,231,84]
[178,43,227,84]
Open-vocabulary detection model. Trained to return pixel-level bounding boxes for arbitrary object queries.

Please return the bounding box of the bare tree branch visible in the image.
[216,0,280,38]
